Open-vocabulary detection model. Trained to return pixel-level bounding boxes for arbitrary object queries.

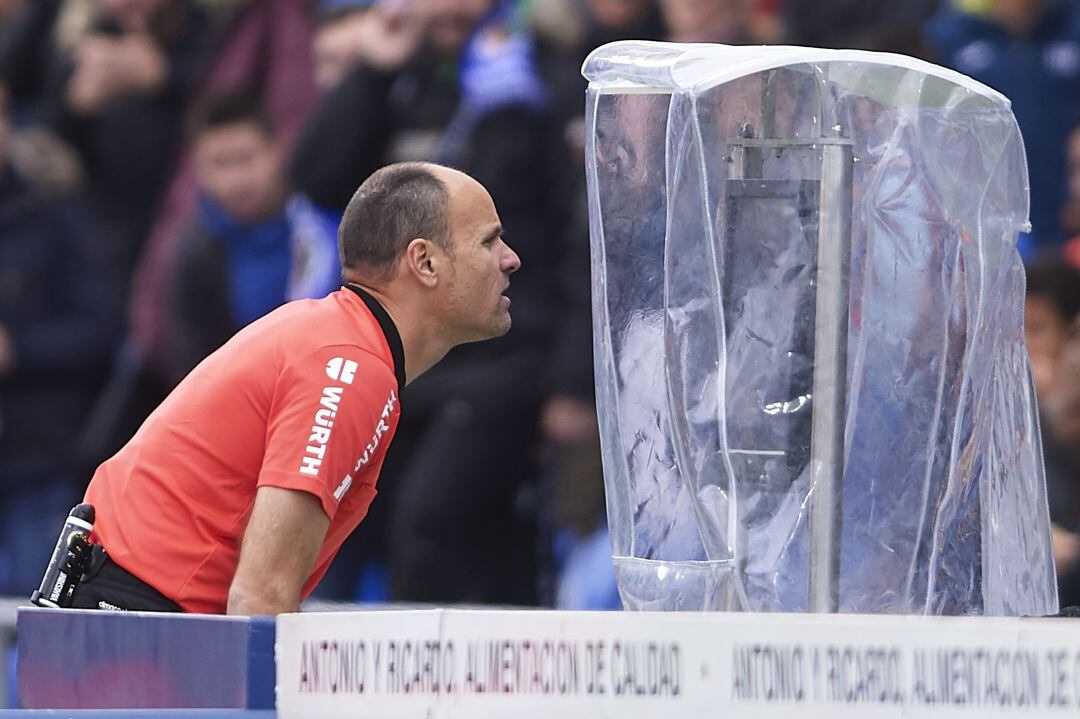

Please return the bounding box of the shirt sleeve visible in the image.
[257,344,398,520]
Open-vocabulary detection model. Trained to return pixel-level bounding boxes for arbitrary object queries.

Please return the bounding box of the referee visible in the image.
[68,162,520,614]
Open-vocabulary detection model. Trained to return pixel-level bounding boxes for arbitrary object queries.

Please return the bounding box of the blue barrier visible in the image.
[16,609,274,710]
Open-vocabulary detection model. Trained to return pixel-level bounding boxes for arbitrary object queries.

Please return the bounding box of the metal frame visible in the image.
[726,68,854,613]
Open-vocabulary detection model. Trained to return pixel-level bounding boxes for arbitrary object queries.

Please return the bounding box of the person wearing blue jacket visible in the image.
[170,92,341,384]
[925,0,1080,256]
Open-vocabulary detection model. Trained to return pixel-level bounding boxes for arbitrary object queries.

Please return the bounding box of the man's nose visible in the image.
[503,244,522,274]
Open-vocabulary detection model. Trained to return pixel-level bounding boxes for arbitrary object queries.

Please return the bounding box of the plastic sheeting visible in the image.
[583,41,1056,616]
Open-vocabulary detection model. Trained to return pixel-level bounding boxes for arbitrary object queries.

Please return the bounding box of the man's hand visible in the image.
[356,2,424,73]
[227,486,329,615]
[314,11,372,90]
[67,34,168,115]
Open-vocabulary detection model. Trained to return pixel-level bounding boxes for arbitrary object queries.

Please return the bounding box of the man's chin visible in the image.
[483,322,511,341]
[488,313,512,339]
[460,315,512,345]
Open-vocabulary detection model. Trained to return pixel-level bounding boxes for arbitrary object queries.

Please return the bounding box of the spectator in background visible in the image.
[1039,315,1080,606]
[170,93,340,382]
[36,0,210,281]
[76,0,319,473]
[782,0,939,49]
[1023,255,1080,605]
[533,0,662,61]
[1026,256,1080,405]
[1059,119,1080,268]
[530,0,663,609]
[0,77,121,594]
[535,0,662,165]
[127,0,318,402]
[926,0,1080,256]
[747,0,785,45]
[659,0,755,43]
[313,0,375,93]
[533,0,661,423]
[293,0,560,605]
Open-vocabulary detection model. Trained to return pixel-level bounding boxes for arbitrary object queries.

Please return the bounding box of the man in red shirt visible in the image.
[72,161,520,614]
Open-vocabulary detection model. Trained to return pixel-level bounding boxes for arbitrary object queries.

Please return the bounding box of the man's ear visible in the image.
[404,238,439,288]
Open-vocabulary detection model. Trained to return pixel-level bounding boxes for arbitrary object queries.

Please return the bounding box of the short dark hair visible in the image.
[190,91,274,139]
[1027,252,1080,321]
[338,162,452,277]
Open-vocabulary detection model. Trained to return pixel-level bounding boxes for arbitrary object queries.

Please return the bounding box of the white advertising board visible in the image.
[277,609,1080,718]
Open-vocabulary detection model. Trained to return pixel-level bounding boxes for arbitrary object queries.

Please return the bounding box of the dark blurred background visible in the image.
[1,0,1080,621]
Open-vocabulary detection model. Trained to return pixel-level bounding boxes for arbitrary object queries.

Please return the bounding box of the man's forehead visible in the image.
[445,173,497,223]
[433,166,486,201]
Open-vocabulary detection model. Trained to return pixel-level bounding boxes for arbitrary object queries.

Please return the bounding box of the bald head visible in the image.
[339,162,463,281]
[421,163,482,201]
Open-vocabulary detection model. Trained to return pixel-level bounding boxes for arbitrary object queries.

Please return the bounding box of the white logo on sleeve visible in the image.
[325,357,358,384]
[333,474,353,502]
[299,386,344,477]
[333,388,399,502]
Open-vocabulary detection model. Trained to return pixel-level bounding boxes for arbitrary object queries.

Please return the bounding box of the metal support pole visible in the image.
[807,138,853,613]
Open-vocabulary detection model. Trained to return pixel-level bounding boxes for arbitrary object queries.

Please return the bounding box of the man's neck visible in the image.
[346,282,452,385]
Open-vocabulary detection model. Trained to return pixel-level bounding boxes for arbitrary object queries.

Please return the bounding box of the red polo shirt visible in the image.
[85,286,404,613]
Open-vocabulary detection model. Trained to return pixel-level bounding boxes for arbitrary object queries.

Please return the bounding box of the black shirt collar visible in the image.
[344,284,406,391]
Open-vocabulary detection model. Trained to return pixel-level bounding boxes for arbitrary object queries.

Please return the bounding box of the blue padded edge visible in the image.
[244,618,276,710]
[16,609,274,710]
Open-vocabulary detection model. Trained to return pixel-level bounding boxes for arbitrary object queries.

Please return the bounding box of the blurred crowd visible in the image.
[1,0,1080,610]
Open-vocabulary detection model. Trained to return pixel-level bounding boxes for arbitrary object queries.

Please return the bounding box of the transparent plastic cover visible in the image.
[583,41,1055,616]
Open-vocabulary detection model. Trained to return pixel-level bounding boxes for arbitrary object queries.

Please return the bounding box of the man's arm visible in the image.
[227,486,330,615]
[290,6,422,211]
[290,63,395,211]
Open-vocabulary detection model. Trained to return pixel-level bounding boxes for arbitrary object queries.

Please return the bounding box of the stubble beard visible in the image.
[481,305,512,341]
